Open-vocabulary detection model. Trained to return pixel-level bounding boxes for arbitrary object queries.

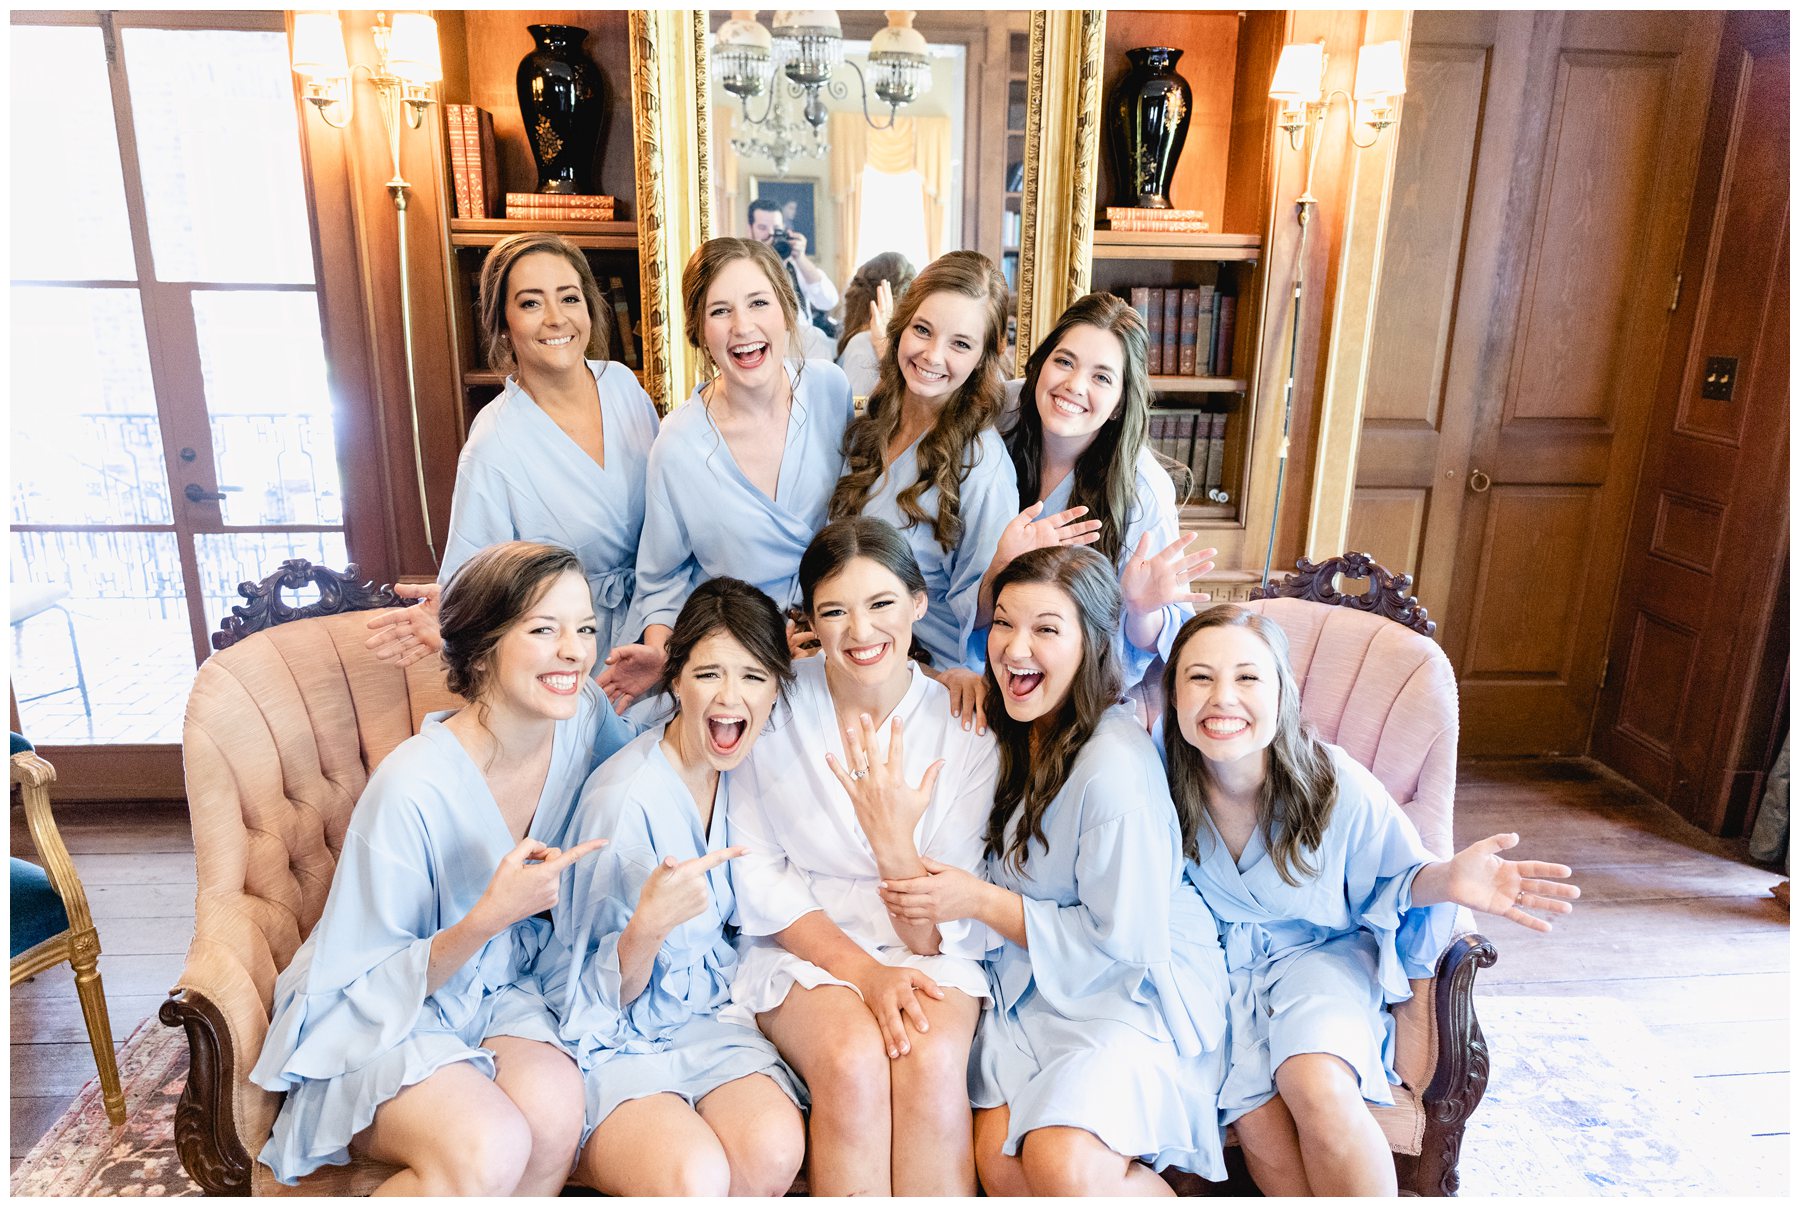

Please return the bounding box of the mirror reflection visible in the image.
[709,10,1026,374]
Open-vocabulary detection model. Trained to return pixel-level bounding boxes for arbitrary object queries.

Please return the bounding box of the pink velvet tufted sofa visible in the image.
[161,556,1494,1196]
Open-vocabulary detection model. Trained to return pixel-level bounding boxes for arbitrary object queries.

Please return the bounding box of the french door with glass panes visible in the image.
[10,11,357,789]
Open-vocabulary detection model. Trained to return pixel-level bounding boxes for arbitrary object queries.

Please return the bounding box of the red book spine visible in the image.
[474,109,500,218]
[1178,288,1200,376]
[447,104,472,219]
[1145,288,1165,375]
[1213,295,1237,376]
[1129,285,1151,333]
[1160,290,1181,380]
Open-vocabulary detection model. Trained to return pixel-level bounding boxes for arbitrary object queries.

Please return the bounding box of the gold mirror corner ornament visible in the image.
[630,10,712,412]
[1017,9,1104,374]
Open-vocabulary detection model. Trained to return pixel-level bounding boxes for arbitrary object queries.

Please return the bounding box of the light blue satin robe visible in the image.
[1184,744,1458,1123]
[533,726,803,1145]
[859,427,1017,671]
[439,361,660,657]
[249,680,624,1185]
[623,360,854,639]
[970,706,1229,1178]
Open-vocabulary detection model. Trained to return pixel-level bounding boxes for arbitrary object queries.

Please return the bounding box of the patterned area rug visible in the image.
[8,997,1757,1196]
[1459,996,1749,1196]
[11,1019,199,1197]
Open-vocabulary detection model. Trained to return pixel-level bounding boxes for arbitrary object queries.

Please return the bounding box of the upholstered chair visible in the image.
[11,732,127,1126]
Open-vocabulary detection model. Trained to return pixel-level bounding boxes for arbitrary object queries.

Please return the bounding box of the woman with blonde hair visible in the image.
[600,237,856,715]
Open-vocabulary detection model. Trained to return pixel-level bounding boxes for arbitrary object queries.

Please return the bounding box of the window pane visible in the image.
[193,291,344,526]
[9,26,137,281]
[195,531,350,638]
[10,530,195,745]
[10,286,172,525]
[123,28,315,284]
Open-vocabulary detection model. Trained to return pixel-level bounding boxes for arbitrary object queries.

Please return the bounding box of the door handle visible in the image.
[1468,468,1492,494]
[184,483,230,502]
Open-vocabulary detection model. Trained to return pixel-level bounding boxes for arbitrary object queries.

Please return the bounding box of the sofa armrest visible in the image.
[160,940,283,1196]
[1397,930,1497,1196]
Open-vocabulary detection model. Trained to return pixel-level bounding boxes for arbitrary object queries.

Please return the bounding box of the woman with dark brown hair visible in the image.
[992,292,1216,691]
[252,542,621,1193]
[878,546,1230,1195]
[599,237,855,716]
[366,232,661,672]
[1164,605,1579,1196]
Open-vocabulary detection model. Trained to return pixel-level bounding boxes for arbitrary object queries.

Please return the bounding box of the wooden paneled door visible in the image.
[1351,11,1721,755]
[1592,10,1789,834]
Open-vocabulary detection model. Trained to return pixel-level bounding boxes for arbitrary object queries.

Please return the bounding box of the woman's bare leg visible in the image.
[887,988,980,1194]
[1274,1053,1396,1196]
[577,1092,732,1196]
[759,984,893,1195]
[1231,1095,1314,1196]
[695,1072,808,1195]
[973,1105,1031,1196]
[483,1035,587,1195]
[356,1061,531,1196]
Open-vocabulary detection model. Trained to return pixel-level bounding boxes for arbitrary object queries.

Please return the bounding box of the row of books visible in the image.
[446,105,500,219]
[1150,412,1230,499]
[1129,285,1237,378]
[1099,205,1211,233]
[446,104,620,222]
[503,192,618,222]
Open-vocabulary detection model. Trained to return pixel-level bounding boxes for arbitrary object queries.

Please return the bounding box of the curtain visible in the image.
[829,113,954,284]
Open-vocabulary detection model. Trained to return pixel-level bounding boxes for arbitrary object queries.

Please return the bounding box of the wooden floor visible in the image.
[10,758,1791,1191]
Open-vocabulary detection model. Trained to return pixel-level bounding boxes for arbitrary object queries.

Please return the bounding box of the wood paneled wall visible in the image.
[1348,10,1722,757]
[1593,9,1790,834]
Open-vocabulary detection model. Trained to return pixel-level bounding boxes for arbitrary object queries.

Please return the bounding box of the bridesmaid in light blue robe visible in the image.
[1185,745,1459,1125]
[624,358,852,637]
[828,251,1020,677]
[989,293,1216,691]
[534,576,806,1195]
[251,547,623,1191]
[879,546,1231,1194]
[441,361,660,657]
[971,706,1229,1179]
[1161,604,1579,1195]
[536,729,804,1143]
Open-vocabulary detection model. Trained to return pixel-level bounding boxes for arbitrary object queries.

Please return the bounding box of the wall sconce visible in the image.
[291,10,443,565]
[1260,36,1408,587]
[714,9,934,175]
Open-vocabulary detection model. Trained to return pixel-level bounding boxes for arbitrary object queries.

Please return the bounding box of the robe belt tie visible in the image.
[590,567,636,611]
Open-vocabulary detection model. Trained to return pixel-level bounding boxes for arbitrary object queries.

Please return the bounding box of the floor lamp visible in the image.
[1260,38,1405,588]
[291,11,444,567]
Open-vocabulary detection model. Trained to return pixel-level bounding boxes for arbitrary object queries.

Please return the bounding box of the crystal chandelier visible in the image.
[713,10,934,175]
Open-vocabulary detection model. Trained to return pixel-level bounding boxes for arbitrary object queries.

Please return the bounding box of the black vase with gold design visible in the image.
[516,24,603,194]
[1106,46,1192,209]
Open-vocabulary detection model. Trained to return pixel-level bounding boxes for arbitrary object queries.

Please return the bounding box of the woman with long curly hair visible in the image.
[599,237,856,716]
[1163,605,1580,1195]
[879,545,1230,1194]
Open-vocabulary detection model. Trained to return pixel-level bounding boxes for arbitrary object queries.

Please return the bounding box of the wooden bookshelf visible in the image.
[448,218,638,250]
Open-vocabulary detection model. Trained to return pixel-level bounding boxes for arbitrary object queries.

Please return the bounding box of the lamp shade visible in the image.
[772,10,843,38]
[291,11,349,79]
[384,11,442,85]
[1268,40,1324,104]
[717,9,773,51]
[1353,40,1406,102]
[870,10,926,59]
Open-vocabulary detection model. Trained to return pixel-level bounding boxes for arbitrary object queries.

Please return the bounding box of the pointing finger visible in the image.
[690,845,747,873]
